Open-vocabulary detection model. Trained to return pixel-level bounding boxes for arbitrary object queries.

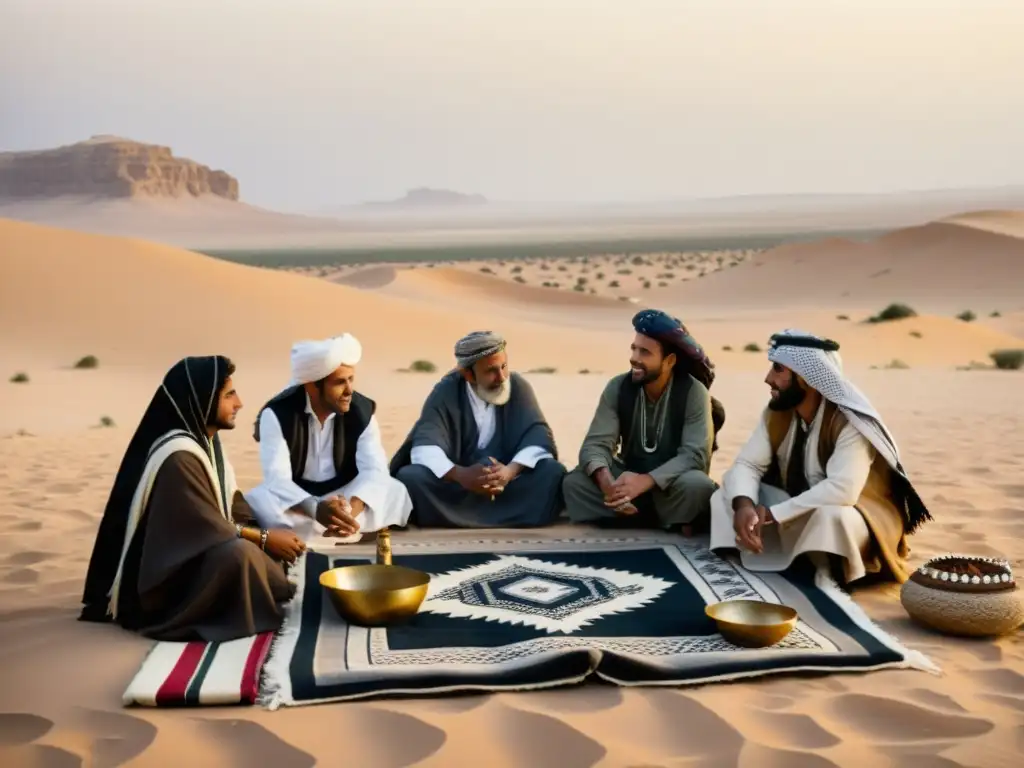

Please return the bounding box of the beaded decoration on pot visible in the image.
[915,553,1014,587]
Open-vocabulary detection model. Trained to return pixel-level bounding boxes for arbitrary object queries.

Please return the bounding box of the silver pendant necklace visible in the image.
[640,377,672,453]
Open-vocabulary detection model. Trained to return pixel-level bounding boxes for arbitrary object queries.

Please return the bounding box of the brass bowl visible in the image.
[319,564,431,627]
[705,599,798,648]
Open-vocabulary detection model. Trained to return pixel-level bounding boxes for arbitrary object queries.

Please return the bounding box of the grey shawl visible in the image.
[389,371,558,474]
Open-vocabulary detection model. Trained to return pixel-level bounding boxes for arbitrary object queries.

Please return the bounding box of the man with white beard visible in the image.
[390,331,566,527]
[245,333,413,543]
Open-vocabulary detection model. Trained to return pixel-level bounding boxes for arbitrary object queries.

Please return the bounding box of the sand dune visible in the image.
[0,218,621,375]
[941,210,1024,239]
[1,217,1022,767]
[657,222,1024,315]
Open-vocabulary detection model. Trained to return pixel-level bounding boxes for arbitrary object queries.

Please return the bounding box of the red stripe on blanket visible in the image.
[155,641,207,704]
[240,632,273,704]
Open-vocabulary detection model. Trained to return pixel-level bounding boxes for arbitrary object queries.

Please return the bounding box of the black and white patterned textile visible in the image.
[259,531,935,707]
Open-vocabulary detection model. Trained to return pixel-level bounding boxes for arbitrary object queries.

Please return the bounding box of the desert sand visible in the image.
[1,214,1023,767]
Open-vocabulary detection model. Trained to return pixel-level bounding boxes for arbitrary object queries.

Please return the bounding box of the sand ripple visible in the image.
[827,694,994,742]
[196,719,316,768]
[71,709,157,767]
[0,713,52,745]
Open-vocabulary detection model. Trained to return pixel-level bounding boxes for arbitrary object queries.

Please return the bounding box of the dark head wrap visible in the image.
[632,309,715,390]
[79,356,234,622]
[454,330,507,369]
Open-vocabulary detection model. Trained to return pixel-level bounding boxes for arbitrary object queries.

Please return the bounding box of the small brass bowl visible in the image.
[319,564,431,627]
[705,599,798,648]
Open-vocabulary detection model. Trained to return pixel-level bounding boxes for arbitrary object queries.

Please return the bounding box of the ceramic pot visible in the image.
[900,554,1023,637]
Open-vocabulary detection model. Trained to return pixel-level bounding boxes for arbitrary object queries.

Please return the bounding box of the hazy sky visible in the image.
[2,0,1023,211]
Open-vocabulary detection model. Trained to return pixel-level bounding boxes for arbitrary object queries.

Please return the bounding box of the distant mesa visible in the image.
[363,187,488,209]
[0,135,239,201]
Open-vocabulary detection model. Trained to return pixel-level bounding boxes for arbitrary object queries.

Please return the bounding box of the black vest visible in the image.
[616,373,693,474]
[616,373,726,470]
[254,387,375,496]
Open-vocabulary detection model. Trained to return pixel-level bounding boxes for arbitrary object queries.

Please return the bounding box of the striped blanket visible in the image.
[122,631,273,707]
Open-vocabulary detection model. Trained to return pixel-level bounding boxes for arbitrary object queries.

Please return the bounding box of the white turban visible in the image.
[289,333,362,385]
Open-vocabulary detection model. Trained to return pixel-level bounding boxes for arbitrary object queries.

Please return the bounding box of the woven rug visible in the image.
[122,631,273,707]
[259,531,936,708]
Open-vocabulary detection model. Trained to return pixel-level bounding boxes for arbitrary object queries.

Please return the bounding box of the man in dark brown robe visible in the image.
[79,356,301,642]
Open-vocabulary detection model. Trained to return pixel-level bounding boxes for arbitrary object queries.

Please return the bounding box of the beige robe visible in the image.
[709,399,911,584]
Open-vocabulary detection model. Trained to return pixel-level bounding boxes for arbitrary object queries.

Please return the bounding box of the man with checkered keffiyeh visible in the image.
[709,329,932,587]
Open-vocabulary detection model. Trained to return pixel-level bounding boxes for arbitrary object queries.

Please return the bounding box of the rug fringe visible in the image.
[813,567,941,675]
[257,551,308,710]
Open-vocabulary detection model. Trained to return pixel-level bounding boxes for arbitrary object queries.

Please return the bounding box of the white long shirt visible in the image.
[246,393,392,522]
[723,400,877,524]
[410,381,553,477]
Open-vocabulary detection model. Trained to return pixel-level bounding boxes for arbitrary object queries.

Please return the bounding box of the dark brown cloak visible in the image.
[117,451,295,642]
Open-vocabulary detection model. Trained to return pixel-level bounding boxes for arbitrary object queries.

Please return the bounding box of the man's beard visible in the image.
[475,377,512,406]
[769,378,807,411]
[630,362,661,384]
[209,416,236,430]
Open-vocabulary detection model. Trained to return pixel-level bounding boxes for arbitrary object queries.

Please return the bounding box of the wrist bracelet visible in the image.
[235,523,244,537]
[260,529,269,550]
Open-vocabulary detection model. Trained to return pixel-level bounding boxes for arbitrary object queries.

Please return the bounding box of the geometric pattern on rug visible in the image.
[423,555,674,633]
[256,532,937,708]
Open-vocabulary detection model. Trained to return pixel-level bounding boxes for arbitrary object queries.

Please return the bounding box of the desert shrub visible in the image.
[642,281,651,289]
[595,272,605,280]
[885,359,910,369]
[409,360,436,373]
[513,276,526,284]
[527,366,557,374]
[479,266,494,274]
[608,280,620,288]
[909,330,922,338]
[98,415,116,427]
[957,310,976,322]
[990,349,1024,370]
[990,310,1001,317]
[836,314,849,320]
[722,345,733,351]
[74,355,99,369]
[868,303,917,323]
[573,284,585,292]
[510,265,522,274]
[744,342,761,352]
[10,372,29,383]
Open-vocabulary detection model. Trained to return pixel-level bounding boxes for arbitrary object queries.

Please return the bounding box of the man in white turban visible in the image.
[708,329,932,586]
[245,334,412,542]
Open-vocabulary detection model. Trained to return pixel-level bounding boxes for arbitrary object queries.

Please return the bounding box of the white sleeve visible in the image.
[723,412,773,507]
[344,416,391,511]
[411,445,456,479]
[243,409,315,528]
[769,422,876,524]
[510,445,553,469]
